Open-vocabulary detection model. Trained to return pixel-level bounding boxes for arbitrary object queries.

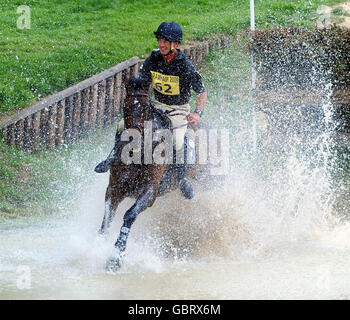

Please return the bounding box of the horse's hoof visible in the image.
[179,178,195,199]
[98,230,109,241]
[105,256,122,273]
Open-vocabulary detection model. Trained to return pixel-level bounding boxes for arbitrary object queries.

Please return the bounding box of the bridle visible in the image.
[125,90,189,131]
[124,90,151,132]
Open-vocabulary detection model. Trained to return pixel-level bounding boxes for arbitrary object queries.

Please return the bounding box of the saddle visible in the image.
[151,102,171,130]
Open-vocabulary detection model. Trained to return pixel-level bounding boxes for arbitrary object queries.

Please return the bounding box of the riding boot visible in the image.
[178,164,195,199]
[94,131,122,173]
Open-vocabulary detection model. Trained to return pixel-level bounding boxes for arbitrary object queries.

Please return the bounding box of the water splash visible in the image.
[2,39,350,299]
[116,78,343,267]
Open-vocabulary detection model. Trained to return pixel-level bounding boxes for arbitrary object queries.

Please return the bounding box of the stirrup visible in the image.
[179,178,194,199]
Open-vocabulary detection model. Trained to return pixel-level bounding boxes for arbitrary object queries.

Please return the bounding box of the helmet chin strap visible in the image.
[162,41,177,56]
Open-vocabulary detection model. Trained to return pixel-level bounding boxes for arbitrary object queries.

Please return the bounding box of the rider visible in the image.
[95,21,207,199]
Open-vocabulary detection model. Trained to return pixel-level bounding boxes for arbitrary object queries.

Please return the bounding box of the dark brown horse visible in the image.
[99,77,221,272]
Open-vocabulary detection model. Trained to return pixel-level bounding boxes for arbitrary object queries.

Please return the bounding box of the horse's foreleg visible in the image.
[99,185,124,235]
[106,186,156,272]
[116,186,155,251]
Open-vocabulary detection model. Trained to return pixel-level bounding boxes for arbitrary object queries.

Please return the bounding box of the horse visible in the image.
[98,77,221,272]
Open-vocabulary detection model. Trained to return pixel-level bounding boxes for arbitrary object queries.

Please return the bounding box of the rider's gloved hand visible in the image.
[185,113,200,125]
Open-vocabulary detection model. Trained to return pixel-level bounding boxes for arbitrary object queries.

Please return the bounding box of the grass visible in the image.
[0,0,348,218]
[332,6,350,16]
[0,125,117,219]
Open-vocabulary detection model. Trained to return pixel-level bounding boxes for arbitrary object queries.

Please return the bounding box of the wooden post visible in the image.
[105,77,114,126]
[15,119,24,149]
[122,66,131,103]
[196,44,203,63]
[23,115,33,152]
[209,38,217,51]
[47,104,57,149]
[32,112,41,151]
[64,96,74,144]
[8,123,16,147]
[40,108,49,146]
[97,80,106,128]
[56,99,65,147]
[137,60,143,73]
[113,72,122,122]
[120,70,128,109]
[190,46,196,63]
[131,63,139,77]
[89,83,98,130]
[72,92,81,140]
[81,88,90,137]
[202,42,209,59]
[219,36,228,49]
[126,66,131,80]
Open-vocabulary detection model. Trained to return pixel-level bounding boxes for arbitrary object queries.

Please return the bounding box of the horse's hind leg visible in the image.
[99,185,124,235]
[106,186,156,272]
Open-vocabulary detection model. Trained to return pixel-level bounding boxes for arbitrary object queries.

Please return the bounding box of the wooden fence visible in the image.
[0,36,230,152]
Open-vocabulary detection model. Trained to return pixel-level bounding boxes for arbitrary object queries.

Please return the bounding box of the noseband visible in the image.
[125,89,174,131]
[124,90,151,132]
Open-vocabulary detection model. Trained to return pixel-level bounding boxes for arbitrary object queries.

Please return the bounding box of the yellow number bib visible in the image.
[151,71,180,96]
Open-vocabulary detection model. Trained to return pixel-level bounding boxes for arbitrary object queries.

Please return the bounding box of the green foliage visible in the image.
[332,6,350,16]
[0,125,117,217]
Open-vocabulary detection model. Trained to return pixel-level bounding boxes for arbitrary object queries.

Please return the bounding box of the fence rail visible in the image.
[0,36,230,152]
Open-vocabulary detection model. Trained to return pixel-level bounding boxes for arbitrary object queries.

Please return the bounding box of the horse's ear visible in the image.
[126,77,150,91]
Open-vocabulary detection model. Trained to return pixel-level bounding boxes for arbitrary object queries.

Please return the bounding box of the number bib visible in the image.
[151,71,180,96]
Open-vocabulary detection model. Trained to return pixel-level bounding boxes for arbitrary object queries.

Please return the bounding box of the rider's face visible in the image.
[158,38,177,55]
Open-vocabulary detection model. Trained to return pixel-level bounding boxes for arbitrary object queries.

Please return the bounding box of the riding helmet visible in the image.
[154,22,183,42]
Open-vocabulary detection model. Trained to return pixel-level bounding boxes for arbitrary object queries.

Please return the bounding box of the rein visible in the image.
[126,90,189,131]
[162,107,189,130]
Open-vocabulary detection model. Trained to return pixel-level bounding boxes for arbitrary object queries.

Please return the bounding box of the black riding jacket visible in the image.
[138,49,206,106]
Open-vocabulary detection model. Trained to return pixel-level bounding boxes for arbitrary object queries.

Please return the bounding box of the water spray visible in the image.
[250,0,257,153]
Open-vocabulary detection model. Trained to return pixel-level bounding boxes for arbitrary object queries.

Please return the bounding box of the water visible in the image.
[1,173,350,300]
[1,143,350,300]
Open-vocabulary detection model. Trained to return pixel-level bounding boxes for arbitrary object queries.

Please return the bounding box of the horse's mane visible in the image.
[125,76,170,130]
[126,77,150,92]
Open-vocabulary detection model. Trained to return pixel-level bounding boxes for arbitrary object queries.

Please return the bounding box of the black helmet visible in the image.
[154,22,183,42]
